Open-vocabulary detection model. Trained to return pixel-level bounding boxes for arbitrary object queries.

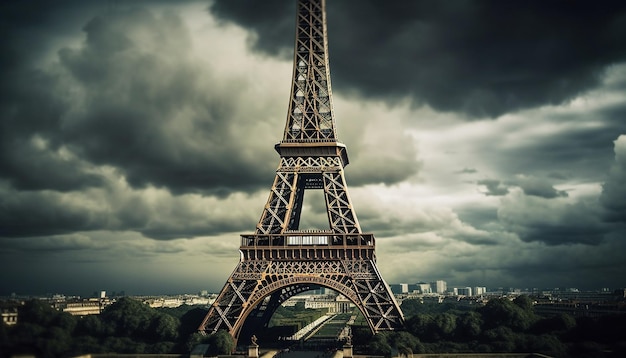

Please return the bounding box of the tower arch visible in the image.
[232,278,363,343]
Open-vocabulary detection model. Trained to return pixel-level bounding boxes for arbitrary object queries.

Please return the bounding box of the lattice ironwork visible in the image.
[198,0,404,345]
[199,259,403,337]
[283,0,336,142]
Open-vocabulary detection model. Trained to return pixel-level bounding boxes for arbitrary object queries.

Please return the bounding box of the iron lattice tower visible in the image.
[198,0,404,343]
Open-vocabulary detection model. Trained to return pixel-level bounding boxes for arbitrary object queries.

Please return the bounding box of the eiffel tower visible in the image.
[198,0,404,344]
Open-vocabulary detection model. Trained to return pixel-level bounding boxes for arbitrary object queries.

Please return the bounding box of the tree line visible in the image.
[0,297,232,357]
[1,295,625,357]
[352,295,626,358]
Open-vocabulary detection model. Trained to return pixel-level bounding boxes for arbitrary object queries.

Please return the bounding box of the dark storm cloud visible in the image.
[0,179,258,239]
[0,2,309,242]
[506,122,626,181]
[210,0,626,118]
[455,205,499,231]
[475,132,626,247]
[210,0,296,58]
[1,5,276,196]
[0,0,93,68]
[59,8,277,195]
[512,176,567,199]
[0,1,105,191]
[347,157,420,187]
[469,98,626,189]
[498,192,609,246]
[0,188,104,237]
[514,221,607,246]
[0,3,270,240]
[0,70,105,191]
[0,235,99,253]
[477,179,508,196]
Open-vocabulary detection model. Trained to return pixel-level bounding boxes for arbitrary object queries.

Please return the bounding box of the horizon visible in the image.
[3,282,624,300]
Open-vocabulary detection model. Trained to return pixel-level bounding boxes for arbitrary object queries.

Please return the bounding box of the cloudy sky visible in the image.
[2,0,626,297]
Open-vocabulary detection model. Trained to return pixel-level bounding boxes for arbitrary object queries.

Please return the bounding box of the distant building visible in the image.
[1,307,18,326]
[305,294,353,313]
[431,280,447,294]
[390,284,404,294]
[146,297,184,308]
[144,295,213,308]
[389,283,409,294]
[457,287,472,296]
[473,286,487,296]
[282,293,353,313]
[417,282,432,294]
[52,297,112,316]
[510,287,626,318]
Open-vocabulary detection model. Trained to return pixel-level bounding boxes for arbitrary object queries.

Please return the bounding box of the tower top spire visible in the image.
[282,0,337,143]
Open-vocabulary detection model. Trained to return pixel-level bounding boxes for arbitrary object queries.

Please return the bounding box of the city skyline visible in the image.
[3,280,620,300]
[2,0,626,296]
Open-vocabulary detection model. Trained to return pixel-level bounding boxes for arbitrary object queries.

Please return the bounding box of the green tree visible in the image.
[390,331,424,354]
[100,297,155,339]
[480,297,535,331]
[531,313,576,335]
[482,325,517,352]
[150,313,179,341]
[178,307,208,339]
[455,311,482,341]
[368,332,392,357]
[431,312,457,340]
[186,332,210,352]
[405,313,432,340]
[513,295,534,311]
[52,311,78,332]
[41,326,73,357]
[400,299,423,317]
[205,329,235,355]
[76,314,106,337]
[19,300,58,326]
[6,323,45,348]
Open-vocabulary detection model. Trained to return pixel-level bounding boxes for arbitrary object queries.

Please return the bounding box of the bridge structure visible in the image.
[198,0,405,346]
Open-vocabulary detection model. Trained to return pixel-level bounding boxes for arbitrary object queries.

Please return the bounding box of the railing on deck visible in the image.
[240,232,374,248]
